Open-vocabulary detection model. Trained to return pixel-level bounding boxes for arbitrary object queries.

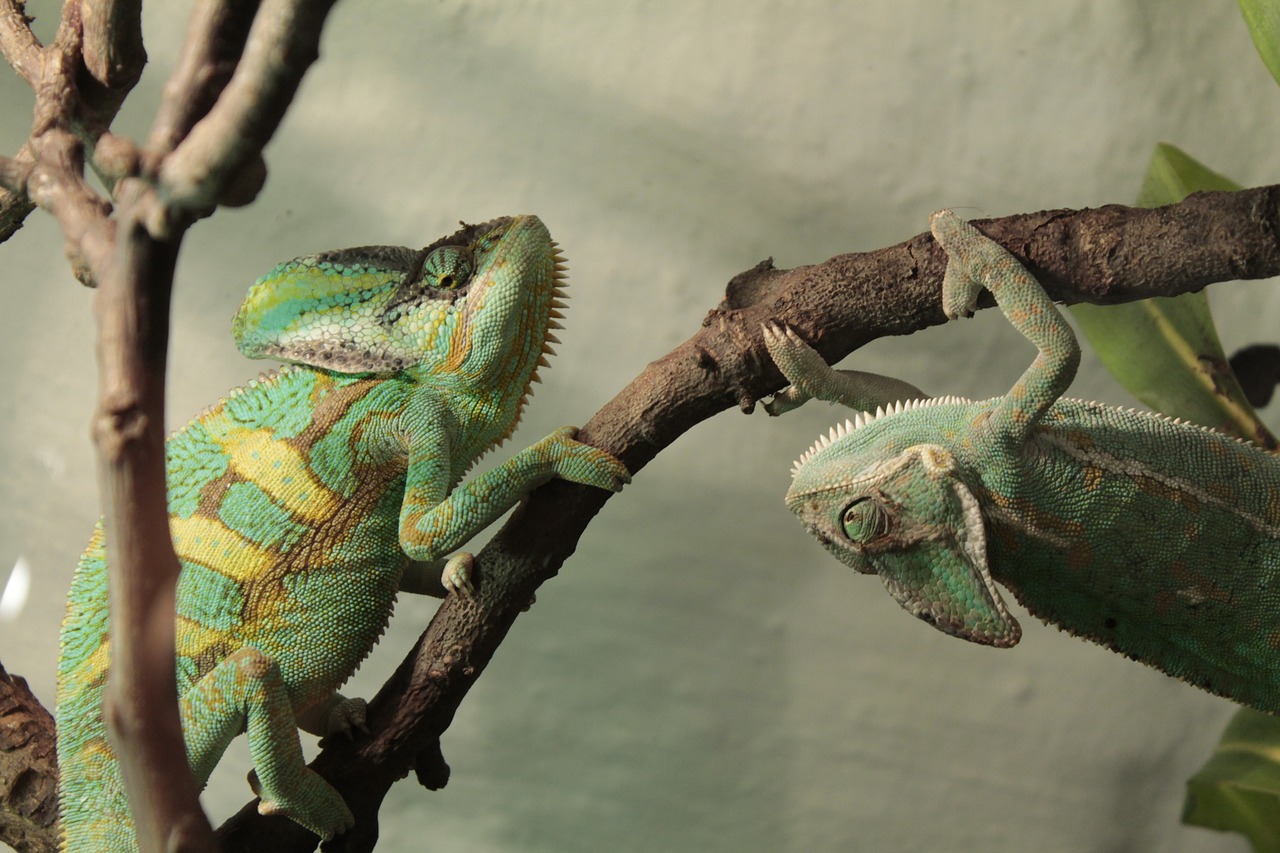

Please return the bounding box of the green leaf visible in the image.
[1068,143,1276,448]
[1183,708,1280,852]
[1240,0,1280,87]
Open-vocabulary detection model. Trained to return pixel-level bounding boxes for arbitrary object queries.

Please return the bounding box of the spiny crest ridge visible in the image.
[789,395,971,477]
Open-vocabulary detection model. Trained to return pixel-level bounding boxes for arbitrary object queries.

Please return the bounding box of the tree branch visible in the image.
[155,0,338,225]
[0,662,58,853]
[146,0,256,157]
[0,0,42,87]
[219,186,1280,851]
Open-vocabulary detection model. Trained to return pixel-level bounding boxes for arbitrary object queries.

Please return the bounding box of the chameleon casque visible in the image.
[766,209,1280,713]
[55,214,629,850]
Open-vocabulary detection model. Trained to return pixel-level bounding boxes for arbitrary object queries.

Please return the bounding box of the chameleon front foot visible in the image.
[534,426,631,492]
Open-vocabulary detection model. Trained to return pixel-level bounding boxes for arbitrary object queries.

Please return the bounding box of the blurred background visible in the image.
[2,2,1278,850]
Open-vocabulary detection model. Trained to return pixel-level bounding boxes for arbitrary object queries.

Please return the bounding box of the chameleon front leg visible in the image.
[400,426,630,594]
[180,648,355,840]
[761,322,927,415]
[930,209,1081,445]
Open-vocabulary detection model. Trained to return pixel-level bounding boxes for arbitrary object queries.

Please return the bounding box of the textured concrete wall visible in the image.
[2,2,1274,850]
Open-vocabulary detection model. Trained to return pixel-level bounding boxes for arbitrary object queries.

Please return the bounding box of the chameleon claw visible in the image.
[441,552,477,600]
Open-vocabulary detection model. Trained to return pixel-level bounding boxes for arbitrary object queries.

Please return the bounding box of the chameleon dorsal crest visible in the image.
[789,439,1020,647]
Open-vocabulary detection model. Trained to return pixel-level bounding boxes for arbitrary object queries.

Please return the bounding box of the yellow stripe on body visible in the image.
[216,426,341,524]
[170,515,277,584]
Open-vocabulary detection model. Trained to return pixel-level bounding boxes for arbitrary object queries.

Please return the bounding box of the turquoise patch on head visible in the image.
[176,560,246,633]
[166,421,230,519]
[217,481,307,550]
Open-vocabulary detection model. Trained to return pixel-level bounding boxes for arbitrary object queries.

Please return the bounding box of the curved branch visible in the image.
[220,186,1280,850]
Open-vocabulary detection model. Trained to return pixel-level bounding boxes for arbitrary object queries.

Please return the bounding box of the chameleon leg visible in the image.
[180,647,354,840]
[399,426,630,563]
[762,321,928,415]
[930,209,1081,446]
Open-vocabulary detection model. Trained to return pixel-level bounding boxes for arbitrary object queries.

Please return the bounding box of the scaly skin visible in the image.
[768,209,1280,712]
[56,215,629,850]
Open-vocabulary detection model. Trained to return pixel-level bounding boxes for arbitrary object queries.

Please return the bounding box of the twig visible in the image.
[0,0,42,87]
[156,0,339,225]
[218,186,1280,851]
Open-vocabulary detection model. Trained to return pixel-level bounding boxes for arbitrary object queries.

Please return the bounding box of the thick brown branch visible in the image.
[0,2,338,849]
[220,187,1280,850]
[0,661,58,853]
[94,186,216,853]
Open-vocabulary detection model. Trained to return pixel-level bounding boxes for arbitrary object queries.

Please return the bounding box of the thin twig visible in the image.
[147,0,256,157]
[156,0,338,224]
[0,0,42,87]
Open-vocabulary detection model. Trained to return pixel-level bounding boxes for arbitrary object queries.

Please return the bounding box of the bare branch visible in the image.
[0,0,42,87]
[0,149,35,243]
[81,0,145,93]
[94,184,217,852]
[157,0,338,220]
[74,0,147,141]
[147,0,257,157]
[220,187,1280,850]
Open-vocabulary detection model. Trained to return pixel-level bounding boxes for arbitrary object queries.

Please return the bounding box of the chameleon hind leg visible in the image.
[180,647,354,840]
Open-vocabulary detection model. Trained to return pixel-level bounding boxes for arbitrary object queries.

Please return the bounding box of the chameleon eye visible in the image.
[422,246,473,291]
[841,497,890,543]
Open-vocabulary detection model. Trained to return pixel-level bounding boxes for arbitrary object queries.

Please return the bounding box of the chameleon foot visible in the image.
[441,552,476,599]
[252,767,355,840]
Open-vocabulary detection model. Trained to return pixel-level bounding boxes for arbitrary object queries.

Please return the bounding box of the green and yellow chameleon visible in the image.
[768,209,1280,712]
[56,215,629,850]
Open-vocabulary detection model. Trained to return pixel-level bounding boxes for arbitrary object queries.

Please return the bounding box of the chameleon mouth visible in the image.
[790,395,971,477]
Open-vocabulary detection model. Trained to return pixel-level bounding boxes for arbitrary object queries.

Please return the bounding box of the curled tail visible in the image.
[56,523,138,851]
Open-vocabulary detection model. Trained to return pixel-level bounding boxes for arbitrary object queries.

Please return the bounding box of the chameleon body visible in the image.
[56,215,629,850]
[767,209,1280,712]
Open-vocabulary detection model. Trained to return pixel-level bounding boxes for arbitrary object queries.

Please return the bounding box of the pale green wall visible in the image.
[2,2,1275,850]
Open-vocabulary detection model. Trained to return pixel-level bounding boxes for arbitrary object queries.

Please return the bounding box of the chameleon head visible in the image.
[786,402,1021,647]
[232,214,564,394]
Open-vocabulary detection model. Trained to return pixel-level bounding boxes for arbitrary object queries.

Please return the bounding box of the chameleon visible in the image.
[764,208,1280,713]
[55,214,630,850]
